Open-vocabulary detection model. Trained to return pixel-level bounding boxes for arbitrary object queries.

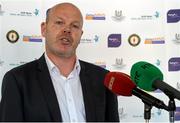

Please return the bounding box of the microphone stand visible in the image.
[164,91,176,123]
[144,104,152,123]
[168,98,176,123]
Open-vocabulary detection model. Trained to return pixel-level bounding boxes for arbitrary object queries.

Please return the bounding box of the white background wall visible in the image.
[0,0,180,122]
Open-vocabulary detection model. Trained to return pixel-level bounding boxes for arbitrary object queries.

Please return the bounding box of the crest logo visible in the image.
[112,58,126,69]
[173,33,180,44]
[112,10,125,21]
[128,34,141,46]
[6,30,19,43]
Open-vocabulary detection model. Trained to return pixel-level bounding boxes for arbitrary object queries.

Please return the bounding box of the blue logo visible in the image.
[155,59,161,66]
[34,9,39,16]
[154,11,160,18]
[168,57,180,71]
[167,9,180,23]
[108,34,121,47]
[94,35,99,42]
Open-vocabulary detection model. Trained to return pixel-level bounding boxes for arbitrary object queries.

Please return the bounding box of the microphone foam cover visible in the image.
[104,72,136,96]
[130,61,163,91]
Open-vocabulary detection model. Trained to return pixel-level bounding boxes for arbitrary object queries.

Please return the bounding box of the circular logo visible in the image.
[6,30,19,43]
[128,34,141,46]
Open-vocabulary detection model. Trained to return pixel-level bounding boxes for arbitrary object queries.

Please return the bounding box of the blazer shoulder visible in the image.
[5,59,39,78]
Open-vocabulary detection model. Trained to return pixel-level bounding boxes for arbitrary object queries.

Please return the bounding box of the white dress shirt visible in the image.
[44,53,86,122]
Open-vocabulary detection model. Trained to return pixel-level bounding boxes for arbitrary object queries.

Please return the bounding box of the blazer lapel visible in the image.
[37,55,62,121]
[79,61,96,121]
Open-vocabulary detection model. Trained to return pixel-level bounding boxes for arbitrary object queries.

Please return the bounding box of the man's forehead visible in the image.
[46,3,83,25]
[52,3,80,12]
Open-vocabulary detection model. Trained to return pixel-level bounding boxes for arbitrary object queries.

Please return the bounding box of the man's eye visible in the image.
[72,24,79,28]
[55,21,63,25]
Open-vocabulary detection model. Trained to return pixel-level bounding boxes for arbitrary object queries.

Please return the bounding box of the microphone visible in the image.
[104,72,169,110]
[130,61,180,100]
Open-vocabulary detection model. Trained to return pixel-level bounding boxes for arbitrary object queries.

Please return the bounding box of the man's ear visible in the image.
[41,22,46,37]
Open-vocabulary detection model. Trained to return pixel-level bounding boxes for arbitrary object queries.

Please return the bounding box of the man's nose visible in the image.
[63,26,71,34]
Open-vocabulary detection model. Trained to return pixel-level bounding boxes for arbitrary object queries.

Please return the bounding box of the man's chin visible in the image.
[56,51,75,58]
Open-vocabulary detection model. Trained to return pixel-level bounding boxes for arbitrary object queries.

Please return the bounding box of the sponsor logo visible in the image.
[34,9,39,16]
[172,33,180,44]
[23,35,42,42]
[154,89,162,93]
[128,34,140,46]
[133,110,160,119]
[10,9,40,17]
[177,82,180,91]
[94,35,99,42]
[108,34,121,47]
[156,109,162,116]
[94,61,106,69]
[6,30,19,43]
[167,9,180,23]
[0,4,5,15]
[112,58,126,69]
[155,59,161,66]
[168,57,180,71]
[144,37,165,44]
[80,35,99,43]
[132,114,143,118]
[118,107,127,120]
[0,59,4,66]
[154,11,160,18]
[154,60,163,94]
[85,13,105,20]
[175,107,180,121]
[131,11,160,20]
[9,61,27,67]
[112,10,125,22]
[151,109,162,118]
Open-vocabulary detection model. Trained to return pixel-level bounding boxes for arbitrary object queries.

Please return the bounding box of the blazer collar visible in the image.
[37,54,62,122]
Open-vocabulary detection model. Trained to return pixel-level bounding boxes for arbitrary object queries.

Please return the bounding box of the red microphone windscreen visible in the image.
[104,72,136,96]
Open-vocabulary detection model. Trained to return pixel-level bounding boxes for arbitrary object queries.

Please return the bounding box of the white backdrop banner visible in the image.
[0,0,180,122]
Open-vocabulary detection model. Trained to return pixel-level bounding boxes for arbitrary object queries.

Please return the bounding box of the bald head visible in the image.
[41,2,84,59]
[46,2,83,25]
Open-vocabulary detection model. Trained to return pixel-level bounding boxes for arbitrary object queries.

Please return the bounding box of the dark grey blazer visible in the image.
[0,54,119,122]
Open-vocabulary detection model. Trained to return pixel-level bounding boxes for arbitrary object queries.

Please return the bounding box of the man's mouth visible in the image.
[60,37,72,45]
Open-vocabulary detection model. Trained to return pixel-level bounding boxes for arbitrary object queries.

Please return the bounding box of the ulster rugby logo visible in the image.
[6,30,19,43]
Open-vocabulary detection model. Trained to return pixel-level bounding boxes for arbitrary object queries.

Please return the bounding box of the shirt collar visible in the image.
[44,52,81,76]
